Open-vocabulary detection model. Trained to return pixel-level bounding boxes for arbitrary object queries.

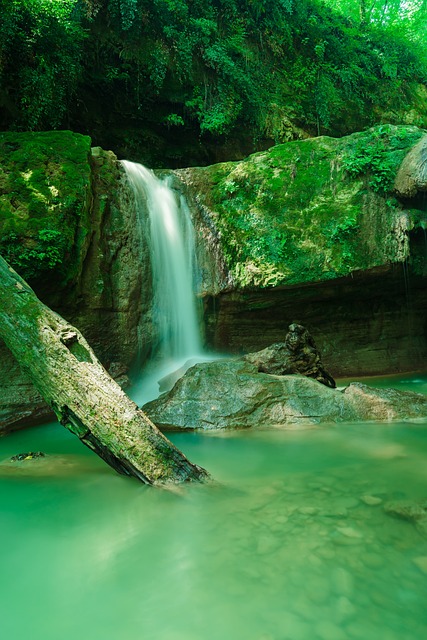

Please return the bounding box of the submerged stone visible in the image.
[384,499,427,538]
[413,556,427,575]
[360,495,383,506]
[10,451,45,462]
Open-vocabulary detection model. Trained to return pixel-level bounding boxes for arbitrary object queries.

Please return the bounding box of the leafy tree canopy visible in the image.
[0,0,426,163]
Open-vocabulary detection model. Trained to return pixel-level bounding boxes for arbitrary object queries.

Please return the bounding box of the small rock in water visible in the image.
[305,575,331,605]
[335,595,356,622]
[412,556,427,575]
[320,507,348,518]
[10,451,45,462]
[275,515,288,524]
[336,496,359,510]
[360,494,382,506]
[316,546,336,560]
[298,506,319,516]
[257,535,280,555]
[362,552,384,569]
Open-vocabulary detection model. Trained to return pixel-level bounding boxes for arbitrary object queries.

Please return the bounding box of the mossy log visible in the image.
[0,256,209,485]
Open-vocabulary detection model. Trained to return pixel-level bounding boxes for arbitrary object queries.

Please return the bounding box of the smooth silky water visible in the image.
[1,376,427,640]
[121,161,210,406]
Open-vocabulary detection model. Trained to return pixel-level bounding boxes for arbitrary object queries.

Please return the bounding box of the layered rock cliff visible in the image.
[174,125,427,376]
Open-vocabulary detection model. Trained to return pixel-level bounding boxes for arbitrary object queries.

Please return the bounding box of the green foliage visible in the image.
[164,113,185,127]
[0,0,86,131]
[0,130,92,283]
[1,1,427,152]
[0,229,66,279]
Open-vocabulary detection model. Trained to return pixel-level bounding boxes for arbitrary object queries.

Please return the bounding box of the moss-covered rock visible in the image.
[177,125,427,290]
[0,132,152,434]
[0,130,92,285]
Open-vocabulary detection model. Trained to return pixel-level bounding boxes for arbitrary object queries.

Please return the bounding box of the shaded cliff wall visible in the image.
[0,132,152,434]
[174,125,427,377]
[201,265,427,377]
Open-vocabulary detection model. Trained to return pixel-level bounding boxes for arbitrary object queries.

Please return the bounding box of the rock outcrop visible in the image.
[244,323,336,388]
[173,125,427,375]
[142,359,427,431]
[394,135,427,197]
[384,499,427,538]
[0,132,153,434]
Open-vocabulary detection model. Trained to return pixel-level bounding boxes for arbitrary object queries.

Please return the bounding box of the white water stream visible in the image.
[121,161,207,405]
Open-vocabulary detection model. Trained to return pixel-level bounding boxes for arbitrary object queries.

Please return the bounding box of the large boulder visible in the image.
[142,359,427,430]
[177,125,426,293]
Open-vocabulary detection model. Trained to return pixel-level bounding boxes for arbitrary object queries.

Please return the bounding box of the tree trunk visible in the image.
[0,256,209,485]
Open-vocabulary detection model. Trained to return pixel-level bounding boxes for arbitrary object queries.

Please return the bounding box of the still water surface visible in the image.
[1,375,427,640]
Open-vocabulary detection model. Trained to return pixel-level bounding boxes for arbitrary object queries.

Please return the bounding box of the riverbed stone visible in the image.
[412,556,427,574]
[335,596,356,622]
[360,494,383,506]
[384,499,427,538]
[315,619,347,640]
[361,552,385,569]
[142,358,427,430]
[332,567,354,597]
[336,526,363,539]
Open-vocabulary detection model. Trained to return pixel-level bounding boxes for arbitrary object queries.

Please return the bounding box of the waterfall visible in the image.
[122,161,204,402]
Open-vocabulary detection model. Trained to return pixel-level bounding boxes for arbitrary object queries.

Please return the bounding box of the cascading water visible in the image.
[122,161,205,404]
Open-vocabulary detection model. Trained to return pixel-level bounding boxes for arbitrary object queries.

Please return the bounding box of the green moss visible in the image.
[187,125,426,289]
[0,130,92,283]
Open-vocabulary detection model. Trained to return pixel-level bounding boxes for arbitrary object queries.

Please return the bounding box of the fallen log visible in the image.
[0,256,209,485]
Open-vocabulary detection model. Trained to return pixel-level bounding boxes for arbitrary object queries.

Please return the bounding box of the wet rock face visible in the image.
[0,141,152,435]
[142,358,427,431]
[394,135,427,197]
[245,323,336,388]
[178,126,427,377]
[202,267,427,378]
